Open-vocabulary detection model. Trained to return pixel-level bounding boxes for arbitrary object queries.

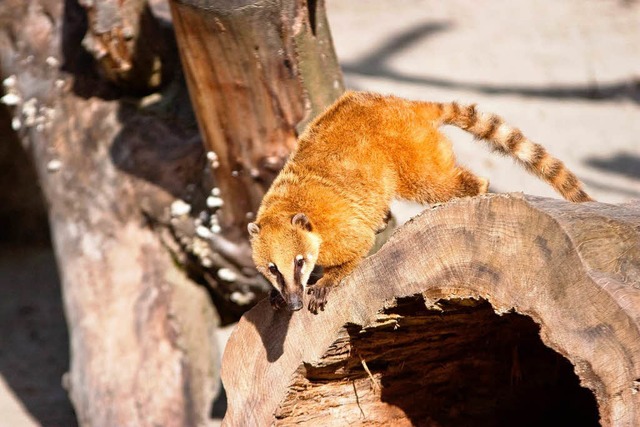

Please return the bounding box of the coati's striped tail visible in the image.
[437,102,593,203]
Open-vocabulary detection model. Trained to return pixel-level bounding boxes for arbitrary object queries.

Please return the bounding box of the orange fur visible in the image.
[249,91,593,313]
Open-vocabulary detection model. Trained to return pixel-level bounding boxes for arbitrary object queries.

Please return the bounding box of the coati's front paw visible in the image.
[307,284,330,314]
[269,289,287,310]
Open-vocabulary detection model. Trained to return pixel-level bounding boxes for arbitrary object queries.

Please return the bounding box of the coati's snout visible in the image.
[248,213,322,311]
[285,291,303,311]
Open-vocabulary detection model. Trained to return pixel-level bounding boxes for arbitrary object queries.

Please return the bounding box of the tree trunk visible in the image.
[222,194,640,426]
[1,1,218,425]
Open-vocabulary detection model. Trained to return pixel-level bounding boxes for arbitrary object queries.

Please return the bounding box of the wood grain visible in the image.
[222,193,640,426]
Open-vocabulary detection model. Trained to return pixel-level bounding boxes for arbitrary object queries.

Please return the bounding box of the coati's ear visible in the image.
[291,213,312,231]
[247,222,260,237]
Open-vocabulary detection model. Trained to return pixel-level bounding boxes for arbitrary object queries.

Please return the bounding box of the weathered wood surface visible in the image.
[169,0,343,232]
[0,1,218,425]
[221,193,640,426]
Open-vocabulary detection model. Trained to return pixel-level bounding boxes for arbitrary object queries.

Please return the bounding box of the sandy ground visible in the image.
[1,0,639,425]
[0,248,75,427]
[329,0,640,222]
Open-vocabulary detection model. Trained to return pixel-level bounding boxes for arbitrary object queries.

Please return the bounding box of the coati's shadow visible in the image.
[243,301,294,363]
[242,266,323,362]
[586,151,640,180]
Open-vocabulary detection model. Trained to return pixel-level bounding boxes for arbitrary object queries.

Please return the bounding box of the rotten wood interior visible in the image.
[276,296,599,426]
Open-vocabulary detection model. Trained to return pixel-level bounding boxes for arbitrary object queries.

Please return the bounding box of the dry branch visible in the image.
[222,194,640,426]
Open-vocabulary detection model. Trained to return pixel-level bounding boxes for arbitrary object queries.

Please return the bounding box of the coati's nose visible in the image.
[287,294,303,311]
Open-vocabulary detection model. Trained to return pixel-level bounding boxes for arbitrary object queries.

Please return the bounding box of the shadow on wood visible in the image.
[221,193,640,426]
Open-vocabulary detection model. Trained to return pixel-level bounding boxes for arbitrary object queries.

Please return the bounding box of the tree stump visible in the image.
[221,193,640,426]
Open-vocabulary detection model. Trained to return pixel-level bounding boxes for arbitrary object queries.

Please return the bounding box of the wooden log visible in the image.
[221,193,640,426]
[1,1,219,425]
[2,0,348,423]
[169,0,344,238]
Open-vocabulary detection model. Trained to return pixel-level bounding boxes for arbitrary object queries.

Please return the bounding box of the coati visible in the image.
[248,91,593,313]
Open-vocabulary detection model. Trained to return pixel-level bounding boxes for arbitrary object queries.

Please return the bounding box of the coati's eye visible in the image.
[295,257,304,268]
[268,263,278,275]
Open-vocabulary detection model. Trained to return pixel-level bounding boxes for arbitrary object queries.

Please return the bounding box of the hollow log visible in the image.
[222,193,640,426]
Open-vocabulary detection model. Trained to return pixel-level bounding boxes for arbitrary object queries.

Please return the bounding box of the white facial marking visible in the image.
[295,254,305,275]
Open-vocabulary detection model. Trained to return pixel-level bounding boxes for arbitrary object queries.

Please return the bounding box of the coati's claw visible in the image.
[269,289,287,310]
[307,284,330,314]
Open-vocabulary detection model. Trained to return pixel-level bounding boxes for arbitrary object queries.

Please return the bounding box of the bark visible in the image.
[222,194,640,426]
[1,1,218,425]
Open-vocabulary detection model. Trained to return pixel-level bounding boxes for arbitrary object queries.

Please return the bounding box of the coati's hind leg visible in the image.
[401,166,489,204]
[454,166,489,198]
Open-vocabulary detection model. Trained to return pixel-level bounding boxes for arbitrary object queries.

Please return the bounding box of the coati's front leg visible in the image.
[307,259,360,314]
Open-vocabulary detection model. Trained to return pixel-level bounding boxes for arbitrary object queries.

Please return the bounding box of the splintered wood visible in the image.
[222,194,640,427]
